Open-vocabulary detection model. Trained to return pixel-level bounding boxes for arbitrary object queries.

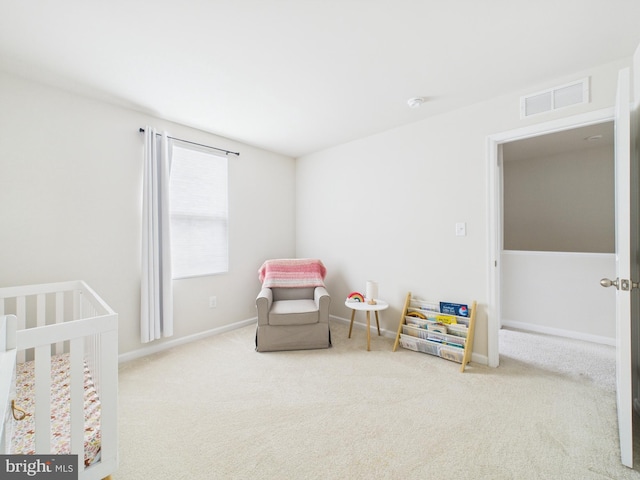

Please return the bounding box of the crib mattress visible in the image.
[11,353,101,466]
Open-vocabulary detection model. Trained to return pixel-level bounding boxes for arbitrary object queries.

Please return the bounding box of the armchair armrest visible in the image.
[314,286,331,324]
[256,288,273,326]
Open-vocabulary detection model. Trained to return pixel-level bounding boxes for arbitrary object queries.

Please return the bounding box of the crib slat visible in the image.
[98,325,118,469]
[55,292,64,354]
[37,294,46,328]
[69,337,84,466]
[0,315,17,456]
[16,297,25,364]
[16,297,25,330]
[73,289,81,321]
[34,344,51,454]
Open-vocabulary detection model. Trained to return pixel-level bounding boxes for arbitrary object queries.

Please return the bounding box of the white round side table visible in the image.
[344,299,389,351]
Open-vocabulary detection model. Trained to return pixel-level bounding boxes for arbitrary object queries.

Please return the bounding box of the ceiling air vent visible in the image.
[520,77,589,118]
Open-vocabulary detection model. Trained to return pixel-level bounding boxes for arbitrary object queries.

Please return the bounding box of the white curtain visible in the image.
[141,126,173,343]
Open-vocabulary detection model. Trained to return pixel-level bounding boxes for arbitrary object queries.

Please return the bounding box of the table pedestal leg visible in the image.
[366,311,371,351]
[348,310,356,338]
[375,311,381,336]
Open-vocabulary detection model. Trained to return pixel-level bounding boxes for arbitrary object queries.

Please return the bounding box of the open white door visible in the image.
[601,66,634,468]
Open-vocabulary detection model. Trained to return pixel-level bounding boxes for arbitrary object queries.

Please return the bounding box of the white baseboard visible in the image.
[119,317,257,364]
[471,352,488,367]
[501,319,615,346]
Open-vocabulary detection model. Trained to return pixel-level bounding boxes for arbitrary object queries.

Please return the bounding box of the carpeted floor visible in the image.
[115,321,640,479]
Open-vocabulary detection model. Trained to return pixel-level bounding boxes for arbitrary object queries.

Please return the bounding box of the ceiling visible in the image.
[1,0,639,158]
[503,122,614,162]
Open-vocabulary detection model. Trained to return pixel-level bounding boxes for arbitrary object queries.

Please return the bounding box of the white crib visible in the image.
[0,281,118,480]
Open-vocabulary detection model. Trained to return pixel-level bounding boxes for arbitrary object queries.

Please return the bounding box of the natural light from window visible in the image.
[169,141,228,278]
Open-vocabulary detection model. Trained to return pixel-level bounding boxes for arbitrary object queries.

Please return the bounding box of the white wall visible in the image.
[0,72,296,356]
[296,58,630,361]
[501,251,616,343]
[503,144,614,253]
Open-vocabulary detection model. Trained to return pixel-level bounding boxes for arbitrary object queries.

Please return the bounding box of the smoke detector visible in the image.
[407,97,426,109]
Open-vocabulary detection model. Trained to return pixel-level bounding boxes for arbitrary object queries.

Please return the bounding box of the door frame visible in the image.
[486,107,615,367]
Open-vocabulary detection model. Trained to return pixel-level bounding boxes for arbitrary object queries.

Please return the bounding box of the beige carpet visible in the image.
[115,321,640,479]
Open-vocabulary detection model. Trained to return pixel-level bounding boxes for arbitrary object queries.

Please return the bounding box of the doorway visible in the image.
[500,121,615,345]
[486,108,616,368]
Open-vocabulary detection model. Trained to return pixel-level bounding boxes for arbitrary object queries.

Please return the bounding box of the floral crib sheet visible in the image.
[12,353,101,466]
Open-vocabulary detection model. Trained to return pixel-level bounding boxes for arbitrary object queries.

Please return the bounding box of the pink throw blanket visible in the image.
[258,259,326,288]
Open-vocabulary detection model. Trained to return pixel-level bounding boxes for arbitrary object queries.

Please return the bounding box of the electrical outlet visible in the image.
[455,222,466,237]
[209,296,217,308]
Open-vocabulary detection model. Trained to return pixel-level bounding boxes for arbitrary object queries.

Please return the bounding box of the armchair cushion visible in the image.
[269,299,318,325]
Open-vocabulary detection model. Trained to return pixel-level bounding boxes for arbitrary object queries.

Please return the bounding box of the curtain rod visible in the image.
[138,128,240,156]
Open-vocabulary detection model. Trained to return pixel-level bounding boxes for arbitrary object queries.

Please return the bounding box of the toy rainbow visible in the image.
[347,291,365,302]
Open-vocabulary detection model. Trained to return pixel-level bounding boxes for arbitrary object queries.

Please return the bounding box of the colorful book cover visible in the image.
[435,314,457,325]
[440,302,469,317]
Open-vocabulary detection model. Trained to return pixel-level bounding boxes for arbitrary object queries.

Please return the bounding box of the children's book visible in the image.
[435,314,457,325]
[439,302,469,317]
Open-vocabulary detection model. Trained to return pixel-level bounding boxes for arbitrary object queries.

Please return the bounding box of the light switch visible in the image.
[455,222,466,237]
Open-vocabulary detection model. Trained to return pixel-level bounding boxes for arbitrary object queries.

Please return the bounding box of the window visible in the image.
[169,141,228,278]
